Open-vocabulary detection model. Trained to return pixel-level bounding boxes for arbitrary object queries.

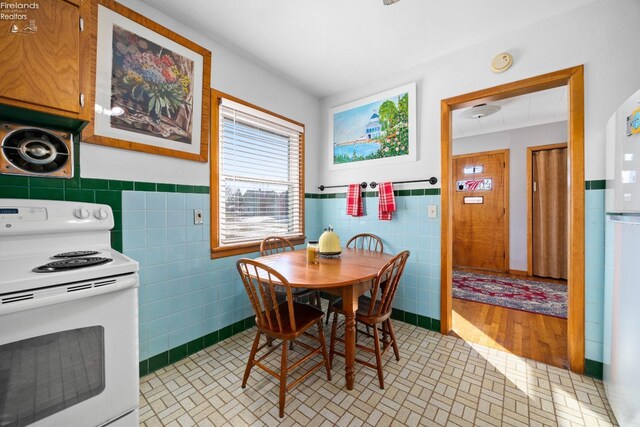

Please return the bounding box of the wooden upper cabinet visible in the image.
[0,0,89,120]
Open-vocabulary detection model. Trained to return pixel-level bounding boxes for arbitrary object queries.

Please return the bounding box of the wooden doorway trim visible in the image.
[440,65,585,373]
[526,143,568,276]
[452,149,510,272]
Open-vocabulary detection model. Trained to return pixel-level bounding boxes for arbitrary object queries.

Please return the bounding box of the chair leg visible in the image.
[314,291,322,311]
[386,319,400,361]
[289,295,300,351]
[329,311,338,368]
[317,321,332,381]
[325,296,334,325]
[381,321,388,350]
[372,323,385,389]
[279,339,288,418]
[243,331,261,388]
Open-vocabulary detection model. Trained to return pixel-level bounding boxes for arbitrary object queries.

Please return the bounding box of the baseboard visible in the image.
[584,359,603,380]
[320,293,442,333]
[508,269,528,276]
[139,309,599,382]
[391,308,441,333]
[139,315,256,377]
[140,308,443,377]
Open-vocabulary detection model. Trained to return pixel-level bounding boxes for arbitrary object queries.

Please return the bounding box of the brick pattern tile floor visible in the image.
[139,318,618,426]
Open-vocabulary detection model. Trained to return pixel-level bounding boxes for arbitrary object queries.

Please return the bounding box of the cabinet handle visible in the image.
[79,17,84,32]
[80,93,85,107]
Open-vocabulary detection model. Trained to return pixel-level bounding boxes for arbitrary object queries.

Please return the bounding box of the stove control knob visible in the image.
[93,208,109,220]
[73,208,90,219]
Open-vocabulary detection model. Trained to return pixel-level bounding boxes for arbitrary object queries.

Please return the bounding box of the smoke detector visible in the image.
[460,104,501,119]
[491,52,513,73]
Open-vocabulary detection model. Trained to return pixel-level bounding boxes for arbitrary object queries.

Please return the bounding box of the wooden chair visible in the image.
[259,235,296,256]
[237,258,332,418]
[328,250,410,389]
[346,233,384,252]
[325,233,384,324]
[261,236,322,311]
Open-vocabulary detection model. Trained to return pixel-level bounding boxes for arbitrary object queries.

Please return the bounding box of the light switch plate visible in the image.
[194,209,204,224]
[427,205,437,218]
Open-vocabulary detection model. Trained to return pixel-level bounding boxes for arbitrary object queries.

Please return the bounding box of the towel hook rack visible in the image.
[369,177,438,189]
[318,182,368,192]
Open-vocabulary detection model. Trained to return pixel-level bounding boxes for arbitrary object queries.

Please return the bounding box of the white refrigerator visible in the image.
[603,88,640,426]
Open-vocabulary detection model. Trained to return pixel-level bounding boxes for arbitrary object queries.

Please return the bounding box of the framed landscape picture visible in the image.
[329,82,416,169]
[84,0,211,162]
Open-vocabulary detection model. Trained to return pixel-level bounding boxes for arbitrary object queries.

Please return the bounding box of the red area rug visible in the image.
[452,271,567,318]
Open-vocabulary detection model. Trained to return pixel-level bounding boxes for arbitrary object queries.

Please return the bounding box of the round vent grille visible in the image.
[1,128,70,174]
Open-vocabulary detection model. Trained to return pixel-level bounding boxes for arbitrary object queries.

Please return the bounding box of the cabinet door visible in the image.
[0,0,80,115]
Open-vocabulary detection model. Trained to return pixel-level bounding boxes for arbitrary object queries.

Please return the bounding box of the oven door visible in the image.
[0,274,139,427]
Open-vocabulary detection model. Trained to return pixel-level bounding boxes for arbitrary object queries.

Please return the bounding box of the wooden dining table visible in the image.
[254,247,393,390]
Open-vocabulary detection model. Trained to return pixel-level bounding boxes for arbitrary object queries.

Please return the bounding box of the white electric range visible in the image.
[0,199,139,427]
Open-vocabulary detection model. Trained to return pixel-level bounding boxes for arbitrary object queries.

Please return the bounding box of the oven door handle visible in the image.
[0,275,138,316]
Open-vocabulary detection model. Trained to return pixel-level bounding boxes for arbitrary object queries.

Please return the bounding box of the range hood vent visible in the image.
[0,121,74,178]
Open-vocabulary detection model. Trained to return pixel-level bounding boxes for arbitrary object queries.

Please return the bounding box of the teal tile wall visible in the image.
[122,191,257,363]
[0,171,606,370]
[585,189,605,362]
[313,193,442,319]
[304,197,323,242]
[311,185,607,364]
[0,165,217,373]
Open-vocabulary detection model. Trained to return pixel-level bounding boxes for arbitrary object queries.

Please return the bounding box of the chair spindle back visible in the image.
[366,251,410,318]
[346,233,384,253]
[237,259,297,333]
[260,236,295,256]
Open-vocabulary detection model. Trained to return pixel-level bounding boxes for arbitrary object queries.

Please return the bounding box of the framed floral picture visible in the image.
[329,82,417,169]
[84,0,211,162]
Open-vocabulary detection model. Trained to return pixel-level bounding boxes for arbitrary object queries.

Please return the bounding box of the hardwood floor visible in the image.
[451,297,568,369]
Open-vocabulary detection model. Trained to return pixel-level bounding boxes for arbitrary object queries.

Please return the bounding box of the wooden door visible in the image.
[532,147,568,279]
[452,150,508,272]
[0,0,80,115]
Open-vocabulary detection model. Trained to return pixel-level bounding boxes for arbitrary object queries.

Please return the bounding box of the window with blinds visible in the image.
[216,98,304,249]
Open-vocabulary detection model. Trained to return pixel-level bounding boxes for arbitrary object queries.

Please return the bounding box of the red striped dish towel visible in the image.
[378,182,396,220]
[346,184,363,217]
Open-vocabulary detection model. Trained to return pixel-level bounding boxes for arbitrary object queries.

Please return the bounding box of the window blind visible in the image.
[218,100,303,246]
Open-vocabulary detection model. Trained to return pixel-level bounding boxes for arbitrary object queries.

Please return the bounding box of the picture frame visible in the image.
[329,82,416,169]
[83,0,211,162]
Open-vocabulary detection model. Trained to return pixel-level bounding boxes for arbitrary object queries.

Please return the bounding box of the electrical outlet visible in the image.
[194,209,204,224]
[427,205,437,218]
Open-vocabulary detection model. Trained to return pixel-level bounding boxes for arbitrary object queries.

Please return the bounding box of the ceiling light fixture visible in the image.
[460,103,501,119]
[383,0,401,5]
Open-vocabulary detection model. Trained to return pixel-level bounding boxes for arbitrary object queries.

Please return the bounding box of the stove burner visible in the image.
[33,257,112,273]
[53,250,100,258]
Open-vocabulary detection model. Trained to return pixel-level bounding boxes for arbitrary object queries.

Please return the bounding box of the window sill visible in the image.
[211,236,306,259]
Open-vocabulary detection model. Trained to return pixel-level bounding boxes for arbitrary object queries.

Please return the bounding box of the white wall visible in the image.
[453,122,568,271]
[318,0,640,190]
[81,0,321,187]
